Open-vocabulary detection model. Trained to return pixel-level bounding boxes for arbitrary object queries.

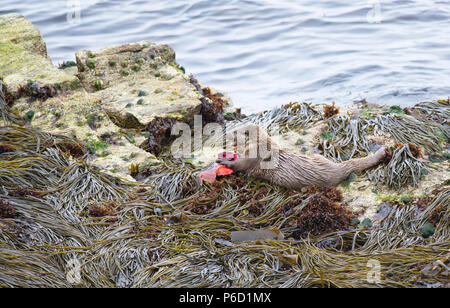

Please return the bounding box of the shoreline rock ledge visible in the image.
[0,13,78,97]
[0,13,235,180]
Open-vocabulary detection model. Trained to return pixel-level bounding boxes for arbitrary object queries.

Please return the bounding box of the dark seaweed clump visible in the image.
[430,204,445,225]
[0,81,15,106]
[130,163,163,181]
[407,142,422,158]
[185,175,270,216]
[428,186,448,225]
[88,202,118,217]
[16,81,57,101]
[189,74,225,124]
[323,101,340,118]
[11,187,42,198]
[281,187,355,239]
[140,117,177,155]
[0,200,17,218]
[55,141,86,158]
[200,86,225,124]
[184,178,230,215]
[246,188,269,217]
[382,142,422,164]
[0,144,15,154]
[185,191,220,214]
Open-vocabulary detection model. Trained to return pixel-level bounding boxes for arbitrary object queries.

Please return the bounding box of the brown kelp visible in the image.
[189,74,225,124]
[1,99,449,288]
[321,114,372,161]
[367,114,442,152]
[368,143,428,188]
[0,81,25,125]
[410,99,450,141]
[245,101,321,133]
[139,117,178,156]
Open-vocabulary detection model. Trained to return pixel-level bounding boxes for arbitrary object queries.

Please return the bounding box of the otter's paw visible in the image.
[374,146,386,160]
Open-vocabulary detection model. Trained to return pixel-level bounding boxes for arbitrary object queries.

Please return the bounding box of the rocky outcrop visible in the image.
[0,14,79,96]
[0,14,235,181]
[75,41,207,127]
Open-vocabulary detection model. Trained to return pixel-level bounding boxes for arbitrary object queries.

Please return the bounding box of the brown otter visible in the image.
[216,123,386,189]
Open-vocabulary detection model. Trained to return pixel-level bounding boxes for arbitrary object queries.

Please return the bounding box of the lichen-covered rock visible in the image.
[75,41,206,126]
[0,13,48,57]
[9,87,154,181]
[0,13,79,96]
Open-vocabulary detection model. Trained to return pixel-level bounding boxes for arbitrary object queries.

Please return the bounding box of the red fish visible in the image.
[197,152,237,184]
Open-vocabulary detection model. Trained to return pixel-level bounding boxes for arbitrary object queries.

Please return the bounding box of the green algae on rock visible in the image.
[75,41,231,126]
[0,14,79,98]
[1,15,449,288]
[0,13,48,57]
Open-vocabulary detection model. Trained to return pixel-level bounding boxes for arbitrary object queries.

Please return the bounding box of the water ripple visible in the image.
[1,0,449,113]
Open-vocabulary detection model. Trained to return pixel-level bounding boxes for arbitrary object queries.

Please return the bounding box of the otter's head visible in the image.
[226,123,278,160]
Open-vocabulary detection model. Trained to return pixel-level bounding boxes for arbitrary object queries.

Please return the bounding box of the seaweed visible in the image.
[368,142,428,188]
[16,80,58,101]
[0,144,15,154]
[223,101,321,139]
[130,163,162,181]
[55,140,86,158]
[139,117,177,155]
[0,80,15,106]
[11,186,42,198]
[411,99,449,126]
[430,205,445,225]
[0,101,448,288]
[0,199,17,218]
[200,86,225,124]
[367,114,442,152]
[189,74,226,124]
[88,202,117,217]
[0,81,25,125]
[281,187,355,239]
[323,114,371,161]
[322,101,340,118]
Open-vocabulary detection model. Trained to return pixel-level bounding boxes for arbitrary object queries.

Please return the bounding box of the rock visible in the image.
[0,13,79,96]
[9,87,154,181]
[420,223,435,238]
[230,229,284,243]
[75,41,206,125]
[0,13,47,57]
[1,15,236,180]
[361,218,373,228]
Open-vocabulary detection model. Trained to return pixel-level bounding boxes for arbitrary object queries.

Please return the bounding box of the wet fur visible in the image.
[217,124,386,189]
